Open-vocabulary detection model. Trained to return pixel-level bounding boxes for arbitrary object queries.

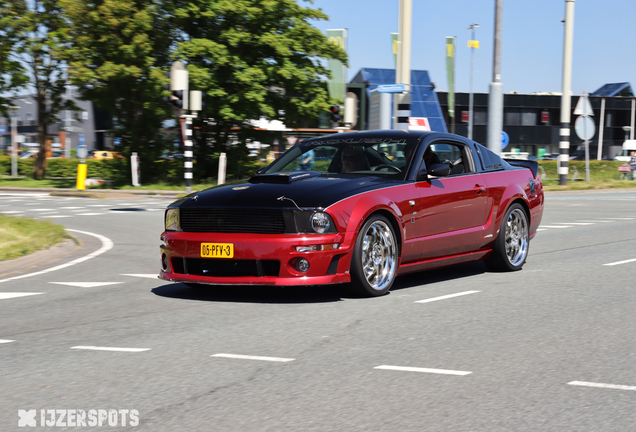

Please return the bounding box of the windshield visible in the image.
[263,136,419,180]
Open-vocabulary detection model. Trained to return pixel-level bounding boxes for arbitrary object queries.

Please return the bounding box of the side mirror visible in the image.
[417,163,451,180]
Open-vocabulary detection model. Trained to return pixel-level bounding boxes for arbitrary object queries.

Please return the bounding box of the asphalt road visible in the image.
[1,189,636,431]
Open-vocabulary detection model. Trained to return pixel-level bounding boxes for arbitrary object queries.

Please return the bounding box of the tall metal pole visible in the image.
[65,85,72,160]
[10,110,17,177]
[468,24,480,140]
[559,0,575,185]
[597,97,605,160]
[487,0,503,154]
[394,0,412,130]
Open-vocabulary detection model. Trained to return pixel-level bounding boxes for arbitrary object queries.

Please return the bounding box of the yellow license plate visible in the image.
[200,243,234,258]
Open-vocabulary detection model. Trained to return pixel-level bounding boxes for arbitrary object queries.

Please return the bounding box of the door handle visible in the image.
[473,185,486,194]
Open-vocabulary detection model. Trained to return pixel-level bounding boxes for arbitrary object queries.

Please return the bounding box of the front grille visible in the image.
[180,208,286,234]
[183,258,280,277]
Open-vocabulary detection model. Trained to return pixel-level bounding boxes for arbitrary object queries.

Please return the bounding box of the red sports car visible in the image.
[159,130,544,297]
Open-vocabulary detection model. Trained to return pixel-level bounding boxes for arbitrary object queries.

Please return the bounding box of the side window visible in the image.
[423,142,474,175]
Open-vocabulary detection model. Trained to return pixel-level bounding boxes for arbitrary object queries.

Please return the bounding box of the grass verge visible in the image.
[0,214,70,261]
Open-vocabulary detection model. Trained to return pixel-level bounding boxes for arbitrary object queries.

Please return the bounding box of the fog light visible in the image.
[295,258,310,273]
[161,254,168,271]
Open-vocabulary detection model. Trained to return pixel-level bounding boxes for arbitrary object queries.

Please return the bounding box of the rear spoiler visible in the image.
[504,159,539,178]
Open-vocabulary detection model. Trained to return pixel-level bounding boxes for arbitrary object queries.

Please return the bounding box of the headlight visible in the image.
[293,210,337,234]
[165,208,181,231]
[311,212,331,234]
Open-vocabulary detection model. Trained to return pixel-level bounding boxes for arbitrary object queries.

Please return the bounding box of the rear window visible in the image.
[475,143,506,171]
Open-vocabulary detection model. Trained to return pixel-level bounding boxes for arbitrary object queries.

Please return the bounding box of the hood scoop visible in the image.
[249,171,320,184]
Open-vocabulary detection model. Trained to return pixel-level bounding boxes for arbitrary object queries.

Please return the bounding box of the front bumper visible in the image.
[159,231,352,286]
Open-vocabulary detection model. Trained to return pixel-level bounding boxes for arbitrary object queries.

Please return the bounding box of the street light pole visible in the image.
[487,0,504,154]
[467,24,480,141]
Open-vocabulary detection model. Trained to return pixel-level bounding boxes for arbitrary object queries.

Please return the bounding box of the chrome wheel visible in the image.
[505,207,529,266]
[360,219,397,292]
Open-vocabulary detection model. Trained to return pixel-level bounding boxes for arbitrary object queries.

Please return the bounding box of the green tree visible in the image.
[170,0,347,178]
[8,0,79,179]
[0,1,29,121]
[59,0,174,167]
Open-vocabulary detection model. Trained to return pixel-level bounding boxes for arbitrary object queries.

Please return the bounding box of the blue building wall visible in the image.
[351,68,447,133]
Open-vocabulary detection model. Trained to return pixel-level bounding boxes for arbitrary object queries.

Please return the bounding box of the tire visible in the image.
[349,214,398,297]
[485,203,529,272]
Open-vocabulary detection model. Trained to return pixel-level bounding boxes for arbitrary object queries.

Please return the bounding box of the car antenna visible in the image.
[277,196,303,211]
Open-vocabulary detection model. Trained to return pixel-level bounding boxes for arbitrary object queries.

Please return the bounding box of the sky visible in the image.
[309,0,636,96]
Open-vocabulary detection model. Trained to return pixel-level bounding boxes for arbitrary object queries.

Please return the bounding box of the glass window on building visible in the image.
[504,108,521,125]
[473,107,487,125]
[521,109,537,126]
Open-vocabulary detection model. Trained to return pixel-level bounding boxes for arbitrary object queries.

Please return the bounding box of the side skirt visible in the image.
[397,250,492,276]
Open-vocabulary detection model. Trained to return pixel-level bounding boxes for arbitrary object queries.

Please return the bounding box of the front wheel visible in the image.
[485,203,529,271]
[349,215,398,297]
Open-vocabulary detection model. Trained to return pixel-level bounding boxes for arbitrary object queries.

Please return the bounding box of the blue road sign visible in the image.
[0,125,7,135]
[79,134,85,145]
[377,83,406,93]
[501,131,510,149]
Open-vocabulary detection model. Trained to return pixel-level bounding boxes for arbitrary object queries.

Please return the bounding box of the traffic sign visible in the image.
[79,134,85,145]
[76,144,88,160]
[0,125,6,135]
[501,131,510,149]
[575,115,595,140]
[377,83,405,93]
[573,92,594,116]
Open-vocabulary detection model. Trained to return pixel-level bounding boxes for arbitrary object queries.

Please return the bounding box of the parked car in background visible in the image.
[87,150,124,160]
[160,130,544,297]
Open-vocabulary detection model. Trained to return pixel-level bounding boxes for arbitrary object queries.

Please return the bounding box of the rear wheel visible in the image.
[349,215,398,297]
[486,203,529,271]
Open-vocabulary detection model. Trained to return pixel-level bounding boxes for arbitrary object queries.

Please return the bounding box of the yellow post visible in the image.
[76,163,87,190]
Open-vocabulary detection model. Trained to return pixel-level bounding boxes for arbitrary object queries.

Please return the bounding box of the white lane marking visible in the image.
[86,204,110,207]
[49,282,123,288]
[604,217,634,220]
[0,193,49,197]
[71,346,150,352]
[539,225,572,229]
[31,209,55,212]
[76,213,105,216]
[0,292,45,300]
[0,229,114,284]
[60,207,85,209]
[211,353,295,363]
[45,215,72,218]
[536,229,548,231]
[577,220,612,223]
[374,365,472,376]
[554,222,594,226]
[121,274,158,279]
[0,339,15,343]
[0,211,25,214]
[415,291,480,304]
[568,381,636,391]
[603,258,636,266]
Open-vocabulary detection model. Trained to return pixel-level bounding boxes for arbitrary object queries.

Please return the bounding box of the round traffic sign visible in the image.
[501,131,510,149]
[575,116,595,140]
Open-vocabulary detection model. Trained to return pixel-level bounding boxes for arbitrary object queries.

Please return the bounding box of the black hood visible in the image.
[171,172,400,210]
